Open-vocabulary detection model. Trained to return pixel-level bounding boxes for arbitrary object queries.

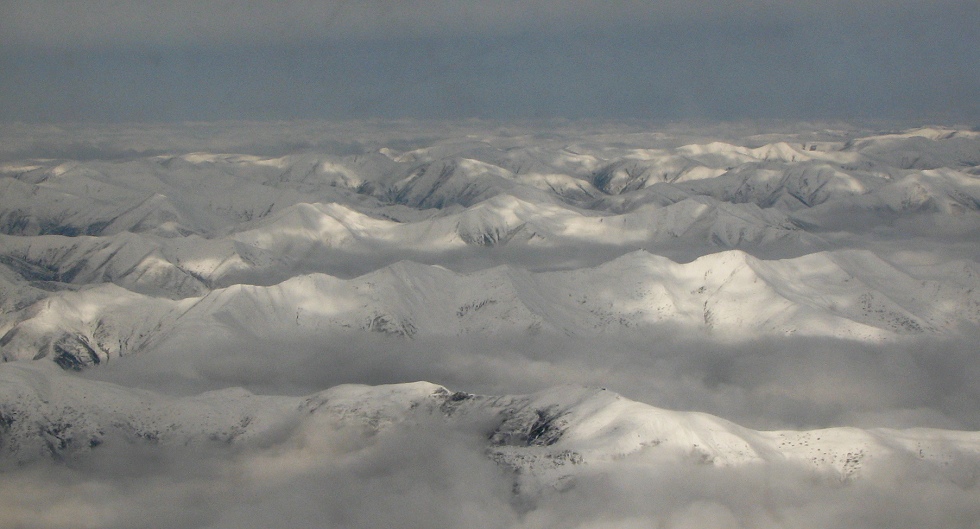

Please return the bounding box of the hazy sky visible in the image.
[1,0,978,123]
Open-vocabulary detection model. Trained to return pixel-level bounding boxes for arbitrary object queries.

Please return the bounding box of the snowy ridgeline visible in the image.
[2,363,979,493]
[2,248,979,369]
[1,123,980,527]
[0,125,978,368]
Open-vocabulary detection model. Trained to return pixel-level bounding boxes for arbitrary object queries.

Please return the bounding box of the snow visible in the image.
[1,129,978,357]
[1,121,979,524]
[2,362,978,491]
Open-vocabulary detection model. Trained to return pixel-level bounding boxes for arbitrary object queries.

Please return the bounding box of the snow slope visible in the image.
[2,363,978,496]
[3,248,978,367]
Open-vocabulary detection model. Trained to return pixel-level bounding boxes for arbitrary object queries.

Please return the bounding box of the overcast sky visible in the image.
[1,0,978,123]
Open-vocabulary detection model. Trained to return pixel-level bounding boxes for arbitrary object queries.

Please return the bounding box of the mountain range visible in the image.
[1,123,978,527]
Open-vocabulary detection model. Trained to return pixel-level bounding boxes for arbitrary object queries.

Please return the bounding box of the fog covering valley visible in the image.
[1,120,980,528]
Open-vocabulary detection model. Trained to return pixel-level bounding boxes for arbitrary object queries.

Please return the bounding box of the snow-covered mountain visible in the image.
[3,248,977,368]
[3,362,978,495]
[1,122,979,528]
[3,123,978,373]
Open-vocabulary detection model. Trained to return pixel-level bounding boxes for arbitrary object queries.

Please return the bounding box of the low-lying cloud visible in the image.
[3,398,978,529]
[82,324,980,431]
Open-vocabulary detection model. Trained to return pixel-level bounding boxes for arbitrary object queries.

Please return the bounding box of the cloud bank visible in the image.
[3,397,979,529]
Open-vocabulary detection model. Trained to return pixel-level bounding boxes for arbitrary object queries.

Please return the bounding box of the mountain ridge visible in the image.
[2,362,977,494]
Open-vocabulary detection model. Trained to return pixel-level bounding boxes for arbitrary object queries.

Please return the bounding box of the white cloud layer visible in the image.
[3,399,979,529]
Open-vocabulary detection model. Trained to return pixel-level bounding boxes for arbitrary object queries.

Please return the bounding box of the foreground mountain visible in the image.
[2,362,978,496]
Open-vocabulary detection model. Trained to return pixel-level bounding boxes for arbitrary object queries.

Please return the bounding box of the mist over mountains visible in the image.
[1,121,979,528]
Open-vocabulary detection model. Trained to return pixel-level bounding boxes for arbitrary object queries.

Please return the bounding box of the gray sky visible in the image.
[1,0,978,122]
